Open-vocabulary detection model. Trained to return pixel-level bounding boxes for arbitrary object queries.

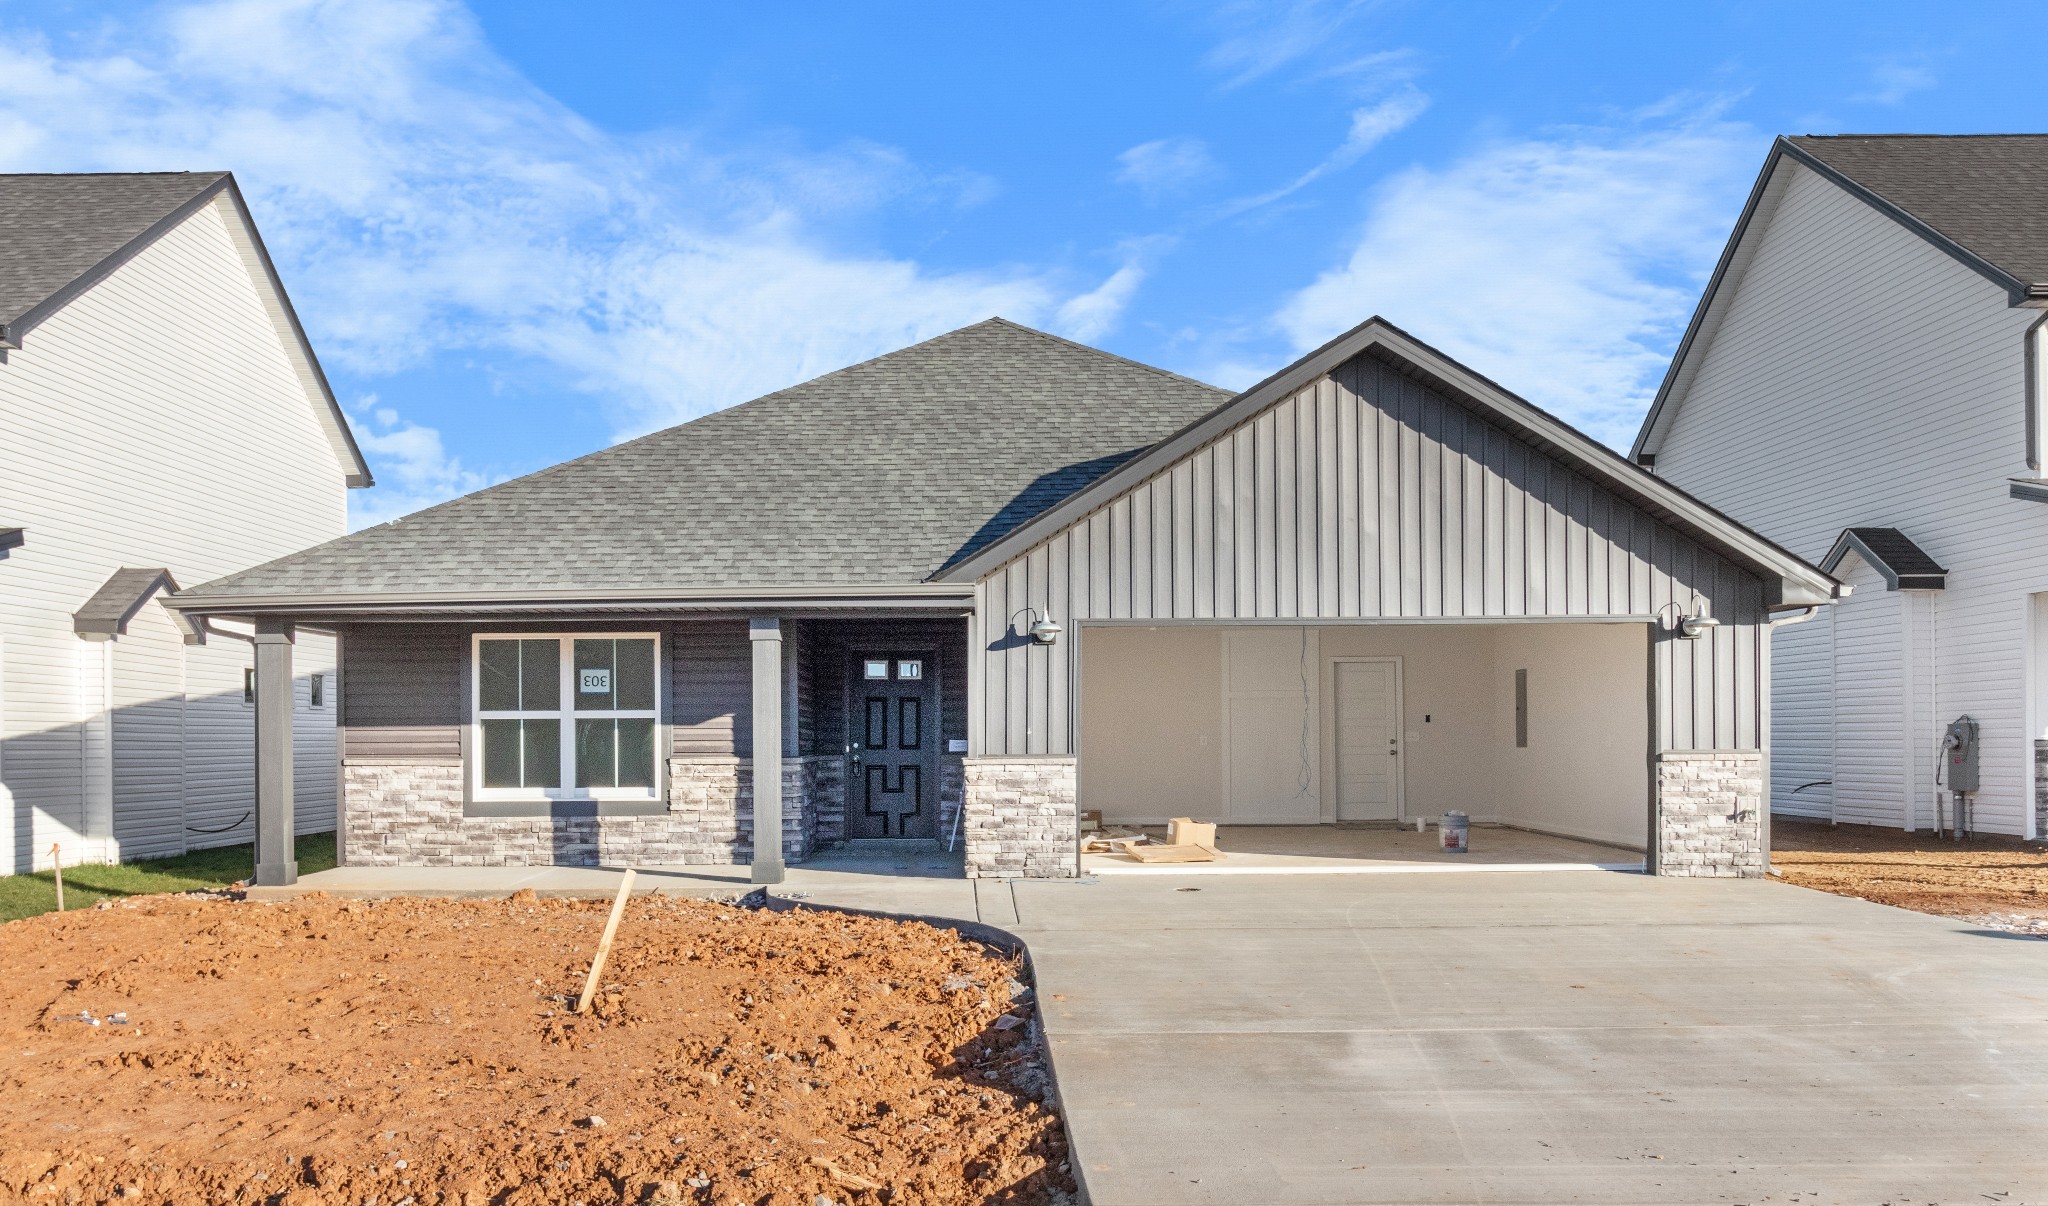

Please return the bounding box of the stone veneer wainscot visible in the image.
[340,755,843,868]
[1654,750,1765,878]
[960,756,1077,879]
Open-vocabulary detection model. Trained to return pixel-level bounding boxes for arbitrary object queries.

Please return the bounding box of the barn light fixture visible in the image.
[1659,598,1719,640]
[1014,607,1063,645]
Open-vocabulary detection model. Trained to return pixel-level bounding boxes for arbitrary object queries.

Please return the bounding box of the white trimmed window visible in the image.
[473,634,660,799]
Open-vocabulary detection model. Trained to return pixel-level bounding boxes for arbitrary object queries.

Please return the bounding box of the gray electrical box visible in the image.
[1943,715,1980,794]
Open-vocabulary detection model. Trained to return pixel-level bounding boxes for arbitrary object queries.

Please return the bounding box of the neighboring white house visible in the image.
[0,172,371,874]
[1634,134,2048,839]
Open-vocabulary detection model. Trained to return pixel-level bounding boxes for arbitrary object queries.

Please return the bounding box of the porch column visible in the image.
[749,617,784,884]
[252,618,297,887]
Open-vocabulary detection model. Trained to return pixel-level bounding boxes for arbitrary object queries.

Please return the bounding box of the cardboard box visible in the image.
[1079,809,1103,833]
[1167,817,1217,848]
[1127,842,1222,864]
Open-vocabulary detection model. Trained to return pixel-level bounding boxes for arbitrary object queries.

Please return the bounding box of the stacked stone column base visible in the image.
[1655,750,1764,878]
[961,756,1077,879]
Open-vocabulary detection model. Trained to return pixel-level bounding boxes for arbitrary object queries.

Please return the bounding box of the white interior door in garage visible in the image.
[1334,657,1402,821]
[1222,627,1321,823]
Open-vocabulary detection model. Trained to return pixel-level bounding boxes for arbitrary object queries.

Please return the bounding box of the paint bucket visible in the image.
[1439,811,1470,854]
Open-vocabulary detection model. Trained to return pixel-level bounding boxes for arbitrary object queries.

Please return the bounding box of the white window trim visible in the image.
[470,631,663,803]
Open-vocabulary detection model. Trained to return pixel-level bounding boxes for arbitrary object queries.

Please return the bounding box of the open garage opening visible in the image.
[1077,621,1649,873]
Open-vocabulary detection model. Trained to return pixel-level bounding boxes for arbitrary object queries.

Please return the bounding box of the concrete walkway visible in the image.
[260,853,2048,1202]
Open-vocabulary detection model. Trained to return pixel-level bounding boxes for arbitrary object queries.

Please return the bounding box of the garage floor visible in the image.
[1084,824,1643,875]
[1013,870,2048,1204]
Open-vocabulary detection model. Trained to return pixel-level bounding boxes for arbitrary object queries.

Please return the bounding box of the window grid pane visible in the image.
[480,636,656,795]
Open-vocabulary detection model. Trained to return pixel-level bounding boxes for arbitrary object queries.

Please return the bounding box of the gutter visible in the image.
[164,582,979,618]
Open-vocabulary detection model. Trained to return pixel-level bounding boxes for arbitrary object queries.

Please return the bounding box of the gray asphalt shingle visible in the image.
[1789,134,2048,288]
[0,172,227,327]
[188,319,1233,599]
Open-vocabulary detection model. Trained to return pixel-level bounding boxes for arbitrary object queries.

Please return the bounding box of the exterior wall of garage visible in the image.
[961,350,1775,877]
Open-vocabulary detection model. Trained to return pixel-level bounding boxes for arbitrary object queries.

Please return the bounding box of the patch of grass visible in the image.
[0,833,337,923]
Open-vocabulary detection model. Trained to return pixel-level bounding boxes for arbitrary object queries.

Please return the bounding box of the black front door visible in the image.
[849,653,938,839]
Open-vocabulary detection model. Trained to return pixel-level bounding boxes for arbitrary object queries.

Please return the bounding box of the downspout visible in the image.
[1761,606,1825,873]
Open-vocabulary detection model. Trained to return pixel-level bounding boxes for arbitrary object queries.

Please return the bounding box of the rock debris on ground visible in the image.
[0,891,1074,1204]
[1773,818,2048,933]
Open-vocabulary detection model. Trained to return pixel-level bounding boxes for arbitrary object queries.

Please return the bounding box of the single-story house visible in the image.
[165,317,1840,885]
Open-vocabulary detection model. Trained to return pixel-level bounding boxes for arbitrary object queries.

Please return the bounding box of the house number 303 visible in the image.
[579,669,611,694]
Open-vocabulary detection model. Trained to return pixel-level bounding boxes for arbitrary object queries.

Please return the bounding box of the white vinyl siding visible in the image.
[0,194,348,872]
[1830,554,1907,827]
[1769,607,1832,818]
[1654,158,2045,836]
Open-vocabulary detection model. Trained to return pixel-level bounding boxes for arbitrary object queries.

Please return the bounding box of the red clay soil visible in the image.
[1773,818,2048,928]
[0,892,1073,1205]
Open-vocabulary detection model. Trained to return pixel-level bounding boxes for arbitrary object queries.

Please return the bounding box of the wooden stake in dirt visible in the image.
[575,868,637,1014]
[49,844,63,912]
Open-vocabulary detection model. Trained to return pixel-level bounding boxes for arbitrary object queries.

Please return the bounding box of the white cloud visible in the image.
[1116,137,1216,197]
[1853,59,1937,106]
[1206,0,1375,89]
[1274,115,1759,447]
[344,395,495,529]
[1215,87,1427,218]
[0,0,1106,519]
[1057,257,1149,343]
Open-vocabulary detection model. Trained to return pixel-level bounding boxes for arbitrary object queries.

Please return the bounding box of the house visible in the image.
[1633,134,2048,840]
[165,317,1836,886]
[0,172,371,875]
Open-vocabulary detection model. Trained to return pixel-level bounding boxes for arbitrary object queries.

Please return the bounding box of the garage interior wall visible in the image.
[1079,621,1648,849]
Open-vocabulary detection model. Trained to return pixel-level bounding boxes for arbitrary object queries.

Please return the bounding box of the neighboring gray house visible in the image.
[1634,134,2048,839]
[0,172,372,875]
[166,317,1837,885]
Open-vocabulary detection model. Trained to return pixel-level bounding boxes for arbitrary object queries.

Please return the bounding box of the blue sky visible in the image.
[2,1,2043,526]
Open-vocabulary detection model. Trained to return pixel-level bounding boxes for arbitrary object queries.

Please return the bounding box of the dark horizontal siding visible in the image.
[340,626,464,758]
[672,620,751,757]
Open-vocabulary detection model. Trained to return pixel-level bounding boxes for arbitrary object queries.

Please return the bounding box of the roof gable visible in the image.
[1789,134,2048,296]
[175,319,1231,606]
[73,567,203,641]
[1821,527,1947,590]
[1635,134,2048,463]
[942,317,1838,607]
[0,172,371,489]
[0,172,227,335]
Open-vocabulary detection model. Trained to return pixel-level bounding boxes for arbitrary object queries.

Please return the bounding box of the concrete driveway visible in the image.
[995,870,2048,1205]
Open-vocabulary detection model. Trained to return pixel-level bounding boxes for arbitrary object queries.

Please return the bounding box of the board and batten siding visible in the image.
[1651,156,2044,835]
[0,193,347,873]
[971,351,1768,758]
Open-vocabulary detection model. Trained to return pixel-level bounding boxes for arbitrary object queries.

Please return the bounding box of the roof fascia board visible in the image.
[164,581,977,614]
[1778,140,2035,304]
[0,175,232,349]
[939,318,1839,601]
[212,179,374,488]
[1631,143,1797,462]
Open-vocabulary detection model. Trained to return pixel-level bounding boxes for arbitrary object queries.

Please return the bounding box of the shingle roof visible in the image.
[0,172,228,331]
[1822,527,1947,590]
[1787,135,2048,290]
[183,319,1234,601]
[74,567,182,635]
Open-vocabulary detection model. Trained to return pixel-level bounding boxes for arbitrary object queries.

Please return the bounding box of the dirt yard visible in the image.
[1773,818,2048,931]
[0,892,1072,1205]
